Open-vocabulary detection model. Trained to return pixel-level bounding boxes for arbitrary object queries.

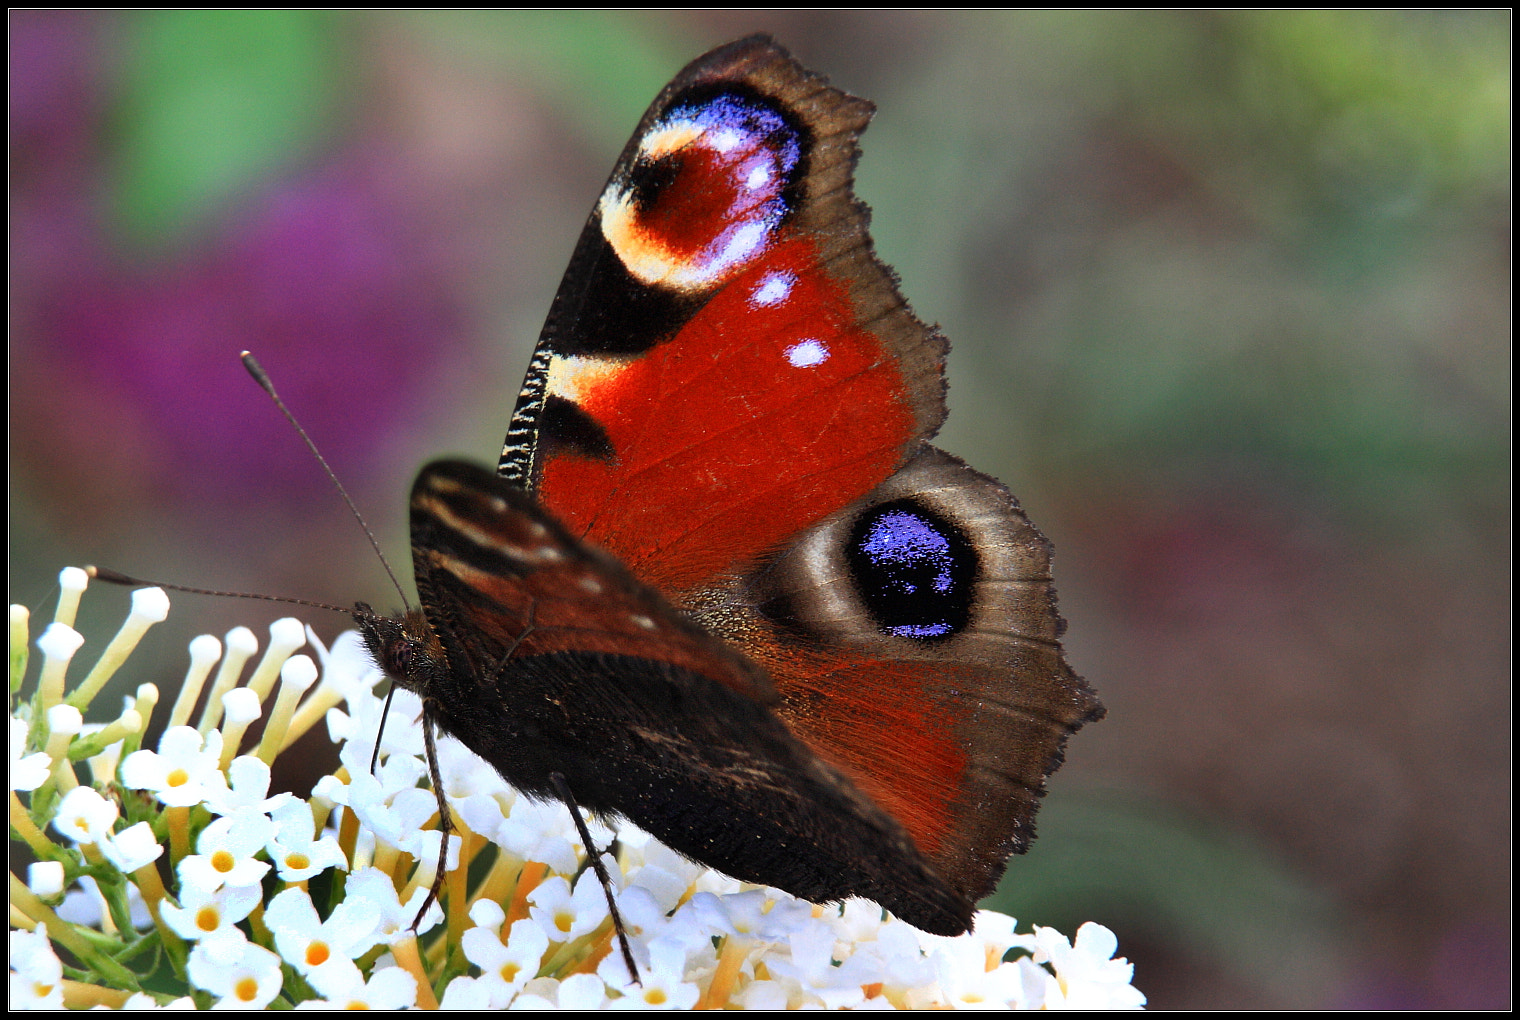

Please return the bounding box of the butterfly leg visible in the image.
[550,771,641,986]
[369,685,398,775]
[412,703,454,930]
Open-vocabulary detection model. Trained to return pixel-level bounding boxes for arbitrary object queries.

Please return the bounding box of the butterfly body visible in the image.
[359,36,1101,939]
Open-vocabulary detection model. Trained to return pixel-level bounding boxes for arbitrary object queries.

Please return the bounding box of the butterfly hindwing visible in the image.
[734,446,1103,905]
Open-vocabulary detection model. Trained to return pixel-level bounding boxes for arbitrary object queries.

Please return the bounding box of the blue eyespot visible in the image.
[847,500,976,640]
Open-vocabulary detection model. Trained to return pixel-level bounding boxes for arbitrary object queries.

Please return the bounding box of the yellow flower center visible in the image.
[196,906,220,932]
[235,977,259,1001]
[286,852,310,870]
[499,962,520,982]
[306,943,330,967]
[166,768,189,788]
[211,850,236,873]
[554,911,573,934]
[644,989,669,1005]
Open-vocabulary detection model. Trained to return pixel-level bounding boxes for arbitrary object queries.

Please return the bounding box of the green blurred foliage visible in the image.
[110,11,343,246]
[993,795,1339,1005]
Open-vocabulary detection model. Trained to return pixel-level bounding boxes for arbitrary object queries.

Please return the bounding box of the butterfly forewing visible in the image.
[500,37,946,595]
[408,461,774,704]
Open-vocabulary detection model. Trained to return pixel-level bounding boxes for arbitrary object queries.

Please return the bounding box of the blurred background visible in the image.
[9,11,1509,1008]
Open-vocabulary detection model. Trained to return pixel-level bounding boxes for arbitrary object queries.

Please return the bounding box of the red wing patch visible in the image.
[538,237,918,594]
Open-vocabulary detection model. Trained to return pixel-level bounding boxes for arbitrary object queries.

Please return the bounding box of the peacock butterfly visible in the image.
[357,34,1103,947]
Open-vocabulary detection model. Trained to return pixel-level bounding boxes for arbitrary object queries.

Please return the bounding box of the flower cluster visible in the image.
[9,567,1145,1009]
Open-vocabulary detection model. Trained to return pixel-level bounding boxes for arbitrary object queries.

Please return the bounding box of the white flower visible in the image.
[769,913,886,1009]
[618,834,705,916]
[310,628,386,707]
[603,937,700,1010]
[220,687,262,727]
[98,821,165,873]
[51,785,119,844]
[186,933,284,1009]
[327,760,461,876]
[925,926,1031,1009]
[860,916,938,998]
[292,966,418,1010]
[460,917,551,1008]
[1033,921,1147,1009]
[734,979,791,1010]
[160,879,261,942]
[177,811,273,892]
[366,781,437,855]
[341,866,443,943]
[25,862,65,898]
[556,972,610,1010]
[121,991,196,1009]
[330,688,425,776]
[528,869,616,944]
[10,717,51,792]
[437,734,512,805]
[265,799,348,881]
[265,886,385,995]
[10,585,1145,1011]
[201,755,293,817]
[494,796,581,873]
[119,726,224,808]
[508,977,561,1009]
[10,928,64,1009]
[439,974,493,1009]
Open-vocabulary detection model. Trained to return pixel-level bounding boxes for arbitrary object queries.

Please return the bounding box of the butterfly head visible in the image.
[352,601,448,700]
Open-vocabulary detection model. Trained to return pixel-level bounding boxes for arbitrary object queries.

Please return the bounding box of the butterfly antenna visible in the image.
[86,566,352,615]
[241,352,411,612]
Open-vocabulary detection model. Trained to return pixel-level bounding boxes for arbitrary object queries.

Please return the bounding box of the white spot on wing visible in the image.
[785,339,830,368]
[630,614,657,631]
[713,221,768,273]
[708,127,742,153]
[751,271,794,307]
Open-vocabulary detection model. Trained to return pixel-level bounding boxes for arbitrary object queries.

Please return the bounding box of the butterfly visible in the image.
[357,34,1103,953]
